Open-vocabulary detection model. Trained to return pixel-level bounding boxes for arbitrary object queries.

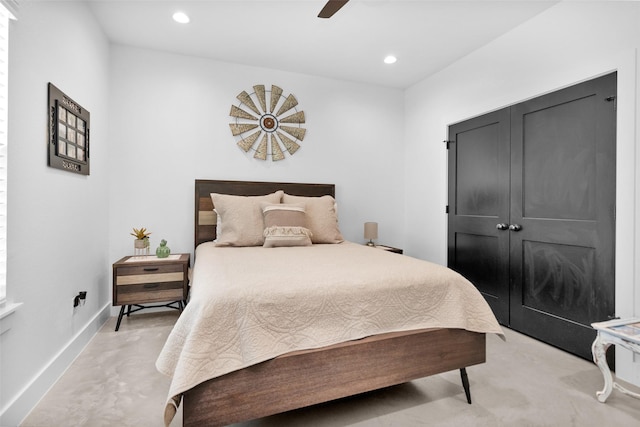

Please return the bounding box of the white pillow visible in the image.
[211,191,283,246]
[281,194,344,244]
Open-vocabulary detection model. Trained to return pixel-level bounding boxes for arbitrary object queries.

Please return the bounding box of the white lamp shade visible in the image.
[364,222,378,240]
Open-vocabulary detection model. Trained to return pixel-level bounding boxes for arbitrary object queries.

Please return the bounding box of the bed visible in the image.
[156,179,503,426]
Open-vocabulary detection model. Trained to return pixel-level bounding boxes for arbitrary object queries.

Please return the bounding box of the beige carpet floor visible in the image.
[20,311,640,427]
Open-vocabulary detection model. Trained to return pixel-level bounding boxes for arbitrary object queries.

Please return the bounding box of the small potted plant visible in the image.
[131,227,151,255]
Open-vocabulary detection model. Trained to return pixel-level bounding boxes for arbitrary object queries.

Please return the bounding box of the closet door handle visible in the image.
[509,224,522,232]
[496,223,509,230]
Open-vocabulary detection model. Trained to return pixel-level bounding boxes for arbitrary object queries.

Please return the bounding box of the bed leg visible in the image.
[460,368,472,404]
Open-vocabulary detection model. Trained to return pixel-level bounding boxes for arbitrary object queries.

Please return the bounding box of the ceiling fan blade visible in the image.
[318,0,349,18]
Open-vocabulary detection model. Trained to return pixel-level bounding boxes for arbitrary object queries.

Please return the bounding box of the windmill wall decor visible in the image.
[229,85,306,161]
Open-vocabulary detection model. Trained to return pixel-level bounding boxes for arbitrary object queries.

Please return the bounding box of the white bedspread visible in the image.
[156,241,503,421]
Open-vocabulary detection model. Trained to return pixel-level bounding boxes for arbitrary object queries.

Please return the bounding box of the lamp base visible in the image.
[366,240,376,247]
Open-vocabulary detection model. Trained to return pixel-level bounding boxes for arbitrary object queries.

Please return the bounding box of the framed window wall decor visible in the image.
[48,83,90,175]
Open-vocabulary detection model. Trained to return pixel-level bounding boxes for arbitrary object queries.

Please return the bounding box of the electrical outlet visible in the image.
[73,291,87,308]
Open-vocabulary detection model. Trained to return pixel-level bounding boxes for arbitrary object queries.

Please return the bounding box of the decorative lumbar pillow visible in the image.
[262,203,312,247]
[281,194,344,244]
[211,191,283,246]
[263,226,313,248]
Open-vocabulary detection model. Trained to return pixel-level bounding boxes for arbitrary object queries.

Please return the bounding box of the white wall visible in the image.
[107,45,405,265]
[0,2,111,424]
[404,1,640,385]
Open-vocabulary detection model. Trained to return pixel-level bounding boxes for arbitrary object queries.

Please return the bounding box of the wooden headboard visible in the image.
[195,179,335,250]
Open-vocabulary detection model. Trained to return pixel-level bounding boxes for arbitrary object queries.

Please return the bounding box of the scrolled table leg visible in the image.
[592,333,613,403]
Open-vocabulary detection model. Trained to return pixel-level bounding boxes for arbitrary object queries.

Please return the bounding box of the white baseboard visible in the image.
[0,303,111,427]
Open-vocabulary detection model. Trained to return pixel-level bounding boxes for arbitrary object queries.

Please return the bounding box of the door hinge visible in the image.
[605,95,617,111]
[444,140,454,150]
[445,205,449,214]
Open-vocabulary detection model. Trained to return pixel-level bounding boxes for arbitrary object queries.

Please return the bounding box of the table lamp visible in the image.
[364,222,378,247]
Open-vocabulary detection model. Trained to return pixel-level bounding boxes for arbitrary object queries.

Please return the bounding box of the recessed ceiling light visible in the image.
[384,55,397,64]
[172,11,190,24]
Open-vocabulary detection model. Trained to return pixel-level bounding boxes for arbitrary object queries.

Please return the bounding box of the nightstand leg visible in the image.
[126,305,131,317]
[115,306,126,331]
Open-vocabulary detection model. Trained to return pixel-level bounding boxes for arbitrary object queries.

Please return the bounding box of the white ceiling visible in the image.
[86,0,559,89]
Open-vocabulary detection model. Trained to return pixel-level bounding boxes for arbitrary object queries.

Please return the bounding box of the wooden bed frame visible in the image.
[183,179,487,426]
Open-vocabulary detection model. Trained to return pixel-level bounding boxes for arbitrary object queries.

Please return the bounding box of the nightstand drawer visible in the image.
[116,271,184,286]
[116,282,184,305]
[116,262,184,277]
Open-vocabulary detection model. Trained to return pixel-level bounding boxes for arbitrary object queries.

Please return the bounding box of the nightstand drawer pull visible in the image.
[143,267,159,272]
[143,283,159,289]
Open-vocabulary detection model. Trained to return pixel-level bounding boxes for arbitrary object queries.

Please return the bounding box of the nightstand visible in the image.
[112,253,190,331]
[370,245,403,254]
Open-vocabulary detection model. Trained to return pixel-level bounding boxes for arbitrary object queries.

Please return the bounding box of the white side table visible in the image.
[591,318,640,402]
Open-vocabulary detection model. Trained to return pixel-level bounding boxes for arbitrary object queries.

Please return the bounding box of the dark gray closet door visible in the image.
[448,72,616,361]
[447,108,511,324]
